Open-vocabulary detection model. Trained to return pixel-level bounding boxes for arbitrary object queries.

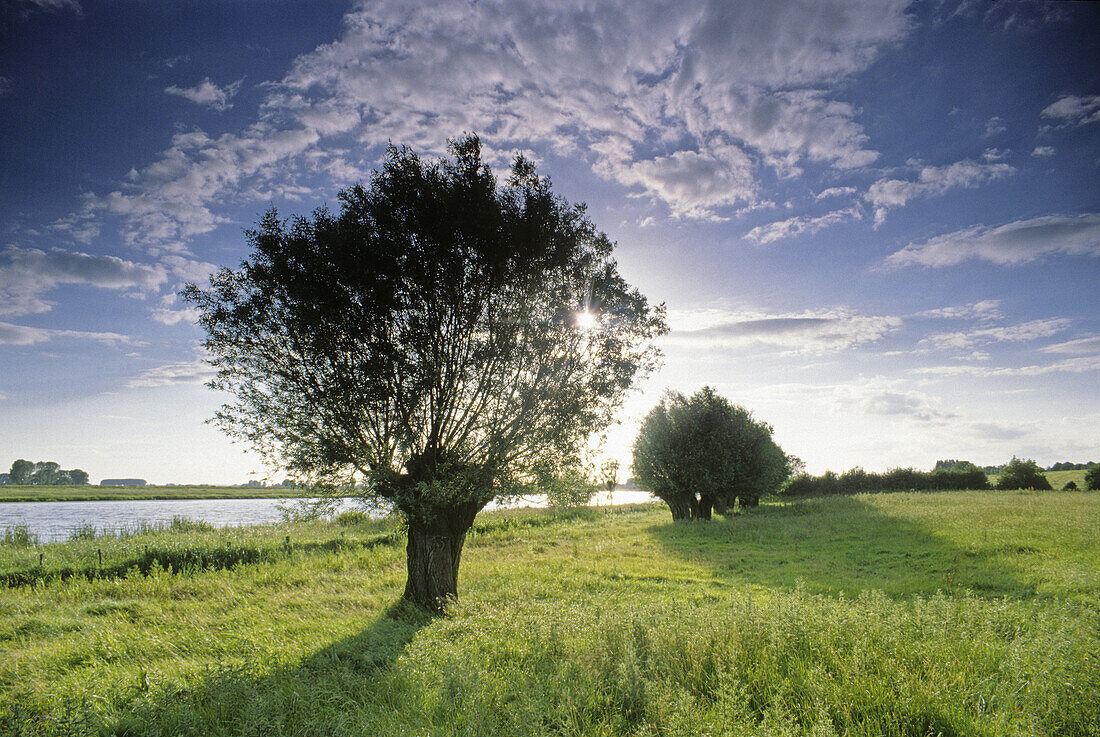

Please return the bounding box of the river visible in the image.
[0,490,656,543]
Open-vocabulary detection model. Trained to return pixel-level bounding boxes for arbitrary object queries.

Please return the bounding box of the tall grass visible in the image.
[1,492,1097,736]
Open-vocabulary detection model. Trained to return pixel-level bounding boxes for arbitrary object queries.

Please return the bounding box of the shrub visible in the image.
[1063,481,1078,491]
[994,458,1052,490]
[1086,465,1100,491]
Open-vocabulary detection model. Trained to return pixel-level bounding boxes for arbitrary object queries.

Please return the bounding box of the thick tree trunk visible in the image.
[666,495,694,521]
[403,525,469,613]
[695,497,713,520]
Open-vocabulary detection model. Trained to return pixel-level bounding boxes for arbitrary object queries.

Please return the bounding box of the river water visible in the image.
[0,490,655,543]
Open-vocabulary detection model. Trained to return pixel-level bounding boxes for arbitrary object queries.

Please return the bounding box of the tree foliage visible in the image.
[994,457,1052,491]
[632,387,790,521]
[1,460,88,486]
[184,135,666,610]
[1085,465,1100,491]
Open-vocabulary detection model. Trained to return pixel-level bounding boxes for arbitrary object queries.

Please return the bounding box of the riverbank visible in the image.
[0,484,309,503]
[2,490,1098,736]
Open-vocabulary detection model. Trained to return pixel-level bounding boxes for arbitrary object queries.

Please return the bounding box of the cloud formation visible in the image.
[923,318,1070,351]
[0,247,166,317]
[1038,336,1100,355]
[0,321,136,346]
[885,213,1100,267]
[1041,94,1100,128]
[68,0,912,250]
[665,307,901,352]
[913,355,1100,378]
[165,78,243,111]
[127,357,215,388]
[835,380,955,422]
[865,159,1014,224]
[745,206,861,243]
[915,300,1002,322]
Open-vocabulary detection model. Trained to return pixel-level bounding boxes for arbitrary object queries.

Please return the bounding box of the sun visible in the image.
[575,310,597,331]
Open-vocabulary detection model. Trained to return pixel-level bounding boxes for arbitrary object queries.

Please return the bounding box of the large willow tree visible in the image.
[185,136,666,611]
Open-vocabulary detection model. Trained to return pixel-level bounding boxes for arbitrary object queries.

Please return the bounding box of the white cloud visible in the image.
[664,307,901,352]
[150,294,202,326]
[745,206,861,244]
[160,255,218,284]
[165,78,243,112]
[0,321,137,346]
[915,300,1002,322]
[609,146,756,218]
[150,307,201,326]
[1040,94,1100,128]
[71,0,912,246]
[834,380,955,422]
[815,186,857,200]
[127,357,215,388]
[15,0,80,12]
[983,116,1006,138]
[923,318,1071,351]
[885,213,1100,267]
[1031,145,1055,158]
[865,159,1014,224]
[0,247,166,317]
[1039,336,1100,355]
[913,355,1100,378]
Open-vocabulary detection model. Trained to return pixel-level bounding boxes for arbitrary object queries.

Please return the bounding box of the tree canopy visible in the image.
[994,458,1052,490]
[1,459,89,486]
[632,387,791,521]
[184,135,666,610]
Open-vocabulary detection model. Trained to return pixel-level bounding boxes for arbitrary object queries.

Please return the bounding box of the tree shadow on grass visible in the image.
[647,494,1035,600]
[109,599,435,736]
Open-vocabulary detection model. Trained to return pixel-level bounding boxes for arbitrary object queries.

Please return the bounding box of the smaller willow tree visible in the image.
[632,387,790,520]
[185,136,666,611]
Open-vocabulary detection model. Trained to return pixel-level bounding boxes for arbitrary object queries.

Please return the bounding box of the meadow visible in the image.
[1,490,1097,736]
[0,485,305,503]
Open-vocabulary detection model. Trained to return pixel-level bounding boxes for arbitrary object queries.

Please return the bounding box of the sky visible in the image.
[1,0,1097,485]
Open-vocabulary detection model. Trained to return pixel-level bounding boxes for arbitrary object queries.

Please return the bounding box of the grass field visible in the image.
[1,490,1098,736]
[0,485,307,503]
[1040,469,1090,490]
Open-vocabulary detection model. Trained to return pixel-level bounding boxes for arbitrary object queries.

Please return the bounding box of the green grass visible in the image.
[1041,469,1090,490]
[0,484,308,502]
[985,469,1090,490]
[1,492,1098,736]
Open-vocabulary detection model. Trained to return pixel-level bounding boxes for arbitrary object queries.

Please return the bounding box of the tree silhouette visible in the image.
[185,135,666,611]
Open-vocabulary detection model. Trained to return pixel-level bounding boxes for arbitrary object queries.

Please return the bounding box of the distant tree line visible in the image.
[1045,460,1098,471]
[977,459,1097,474]
[784,462,991,496]
[785,457,1099,495]
[0,460,89,486]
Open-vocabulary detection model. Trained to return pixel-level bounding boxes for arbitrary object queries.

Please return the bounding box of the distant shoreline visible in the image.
[0,485,324,503]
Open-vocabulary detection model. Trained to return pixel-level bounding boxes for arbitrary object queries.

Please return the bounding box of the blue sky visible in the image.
[1,0,1097,484]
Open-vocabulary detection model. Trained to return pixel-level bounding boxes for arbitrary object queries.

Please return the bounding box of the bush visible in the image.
[541,467,597,509]
[1086,466,1100,491]
[994,458,1052,490]
[1063,481,1078,491]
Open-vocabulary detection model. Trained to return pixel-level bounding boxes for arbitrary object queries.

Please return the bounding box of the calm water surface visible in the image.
[0,490,654,543]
